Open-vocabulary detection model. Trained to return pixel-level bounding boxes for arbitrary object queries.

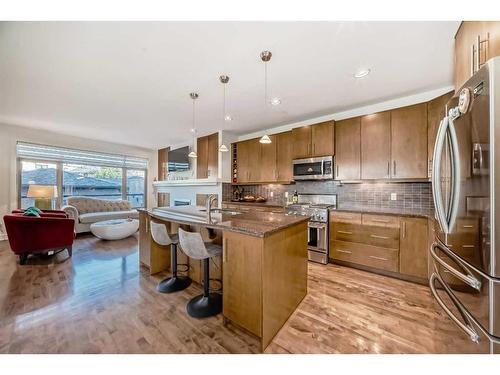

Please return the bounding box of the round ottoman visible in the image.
[90,219,139,240]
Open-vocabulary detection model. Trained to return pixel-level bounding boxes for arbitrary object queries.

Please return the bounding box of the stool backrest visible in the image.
[178,228,210,260]
[150,221,174,246]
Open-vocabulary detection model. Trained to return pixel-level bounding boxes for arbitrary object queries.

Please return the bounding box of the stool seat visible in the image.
[204,242,222,258]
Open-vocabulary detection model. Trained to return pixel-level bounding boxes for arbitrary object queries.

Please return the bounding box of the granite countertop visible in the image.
[146,205,308,238]
[335,204,435,219]
[222,200,284,208]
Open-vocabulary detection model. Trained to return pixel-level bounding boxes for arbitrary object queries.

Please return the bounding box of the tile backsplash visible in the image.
[223,181,433,210]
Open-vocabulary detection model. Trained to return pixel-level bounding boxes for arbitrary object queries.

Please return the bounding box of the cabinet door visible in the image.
[207,132,218,178]
[223,231,263,337]
[276,131,293,182]
[335,117,361,180]
[361,112,391,179]
[196,135,208,179]
[236,140,250,183]
[260,135,277,182]
[292,126,312,159]
[311,121,334,157]
[391,103,428,179]
[428,91,454,178]
[247,139,261,183]
[400,217,428,279]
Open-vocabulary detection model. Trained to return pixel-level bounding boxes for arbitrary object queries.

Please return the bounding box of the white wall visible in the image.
[0,122,157,239]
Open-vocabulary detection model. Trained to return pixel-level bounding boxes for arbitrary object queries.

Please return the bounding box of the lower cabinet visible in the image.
[330,211,429,282]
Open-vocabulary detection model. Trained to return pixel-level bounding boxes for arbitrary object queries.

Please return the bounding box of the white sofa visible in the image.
[62,197,139,234]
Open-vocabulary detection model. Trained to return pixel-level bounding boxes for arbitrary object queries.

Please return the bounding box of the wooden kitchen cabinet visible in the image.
[399,217,429,279]
[276,131,293,182]
[196,132,218,179]
[292,121,334,159]
[455,21,500,91]
[427,91,454,178]
[247,138,261,182]
[335,117,361,180]
[361,112,391,179]
[291,125,312,159]
[391,103,428,179]
[236,139,251,183]
[260,135,277,182]
[311,121,335,157]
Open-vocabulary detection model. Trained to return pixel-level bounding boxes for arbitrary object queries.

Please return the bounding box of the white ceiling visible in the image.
[0,21,460,150]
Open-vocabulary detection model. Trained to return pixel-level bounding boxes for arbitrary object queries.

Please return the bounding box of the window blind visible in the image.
[16,142,148,170]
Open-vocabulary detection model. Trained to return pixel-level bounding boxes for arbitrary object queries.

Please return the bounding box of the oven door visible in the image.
[308,221,328,264]
[293,157,332,180]
[430,240,500,353]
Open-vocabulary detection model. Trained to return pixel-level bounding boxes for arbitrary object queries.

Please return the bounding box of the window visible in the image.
[63,164,123,205]
[17,142,148,209]
[20,160,58,209]
[126,170,146,208]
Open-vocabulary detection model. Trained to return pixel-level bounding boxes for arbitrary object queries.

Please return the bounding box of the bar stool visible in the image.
[178,228,222,318]
[150,221,192,293]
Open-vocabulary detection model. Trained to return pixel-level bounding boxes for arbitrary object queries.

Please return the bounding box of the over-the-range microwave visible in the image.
[293,156,334,180]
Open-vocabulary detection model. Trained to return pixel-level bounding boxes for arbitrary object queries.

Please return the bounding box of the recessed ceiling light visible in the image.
[190,128,196,133]
[224,115,233,121]
[270,97,281,106]
[354,69,371,79]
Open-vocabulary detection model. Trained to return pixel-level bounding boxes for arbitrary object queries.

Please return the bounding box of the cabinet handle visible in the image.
[337,249,352,254]
[463,225,474,228]
[462,245,475,248]
[336,164,339,179]
[337,230,352,235]
[402,221,406,238]
[471,43,476,76]
[370,234,389,239]
[223,238,228,263]
[476,35,481,72]
[312,143,315,155]
[372,219,390,223]
[387,161,390,177]
[393,160,396,176]
[369,255,388,261]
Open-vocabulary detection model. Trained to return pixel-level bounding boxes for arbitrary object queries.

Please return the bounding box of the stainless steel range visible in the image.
[285,194,337,264]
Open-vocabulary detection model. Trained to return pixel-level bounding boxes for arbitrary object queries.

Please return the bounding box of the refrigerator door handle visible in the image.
[447,109,461,233]
[429,273,480,343]
[432,116,450,233]
[430,242,482,290]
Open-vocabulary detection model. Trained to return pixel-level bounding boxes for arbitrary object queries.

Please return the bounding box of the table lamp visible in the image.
[27,185,58,210]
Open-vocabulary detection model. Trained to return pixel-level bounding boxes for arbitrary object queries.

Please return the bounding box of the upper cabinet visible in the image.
[196,132,218,179]
[292,121,334,159]
[427,91,454,178]
[391,103,428,179]
[276,131,293,182]
[360,112,391,179]
[455,21,500,91]
[260,135,277,182]
[335,117,361,180]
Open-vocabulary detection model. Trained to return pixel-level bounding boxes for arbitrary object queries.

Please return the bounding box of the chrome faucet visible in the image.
[206,194,218,213]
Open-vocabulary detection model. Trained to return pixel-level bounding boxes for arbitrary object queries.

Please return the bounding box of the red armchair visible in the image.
[3,214,75,265]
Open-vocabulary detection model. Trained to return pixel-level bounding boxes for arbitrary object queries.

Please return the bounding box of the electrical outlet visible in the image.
[270,191,274,198]
[390,193,397,201]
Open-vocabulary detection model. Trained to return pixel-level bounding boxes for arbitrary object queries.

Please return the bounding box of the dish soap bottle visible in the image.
[292,190,299,204]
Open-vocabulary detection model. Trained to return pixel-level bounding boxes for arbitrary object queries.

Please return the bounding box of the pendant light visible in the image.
[259,50,273,144]
[219,75,230,152]
[188,92,199,158]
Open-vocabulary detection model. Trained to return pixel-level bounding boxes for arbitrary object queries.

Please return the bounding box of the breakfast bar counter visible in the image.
[138,206,309,351]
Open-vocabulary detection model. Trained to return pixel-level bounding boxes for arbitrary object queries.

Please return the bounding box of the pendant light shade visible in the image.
[218,144,229,152]
[189,92,199,158]
[259,134,272,144]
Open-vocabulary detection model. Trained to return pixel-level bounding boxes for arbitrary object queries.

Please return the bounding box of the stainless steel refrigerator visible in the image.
[430,56,500,353]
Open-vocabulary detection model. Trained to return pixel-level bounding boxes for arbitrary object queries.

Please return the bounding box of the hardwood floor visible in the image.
[0,234,480,353]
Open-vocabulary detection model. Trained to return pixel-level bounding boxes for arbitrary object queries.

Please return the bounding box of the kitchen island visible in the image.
[138,206,309,351]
